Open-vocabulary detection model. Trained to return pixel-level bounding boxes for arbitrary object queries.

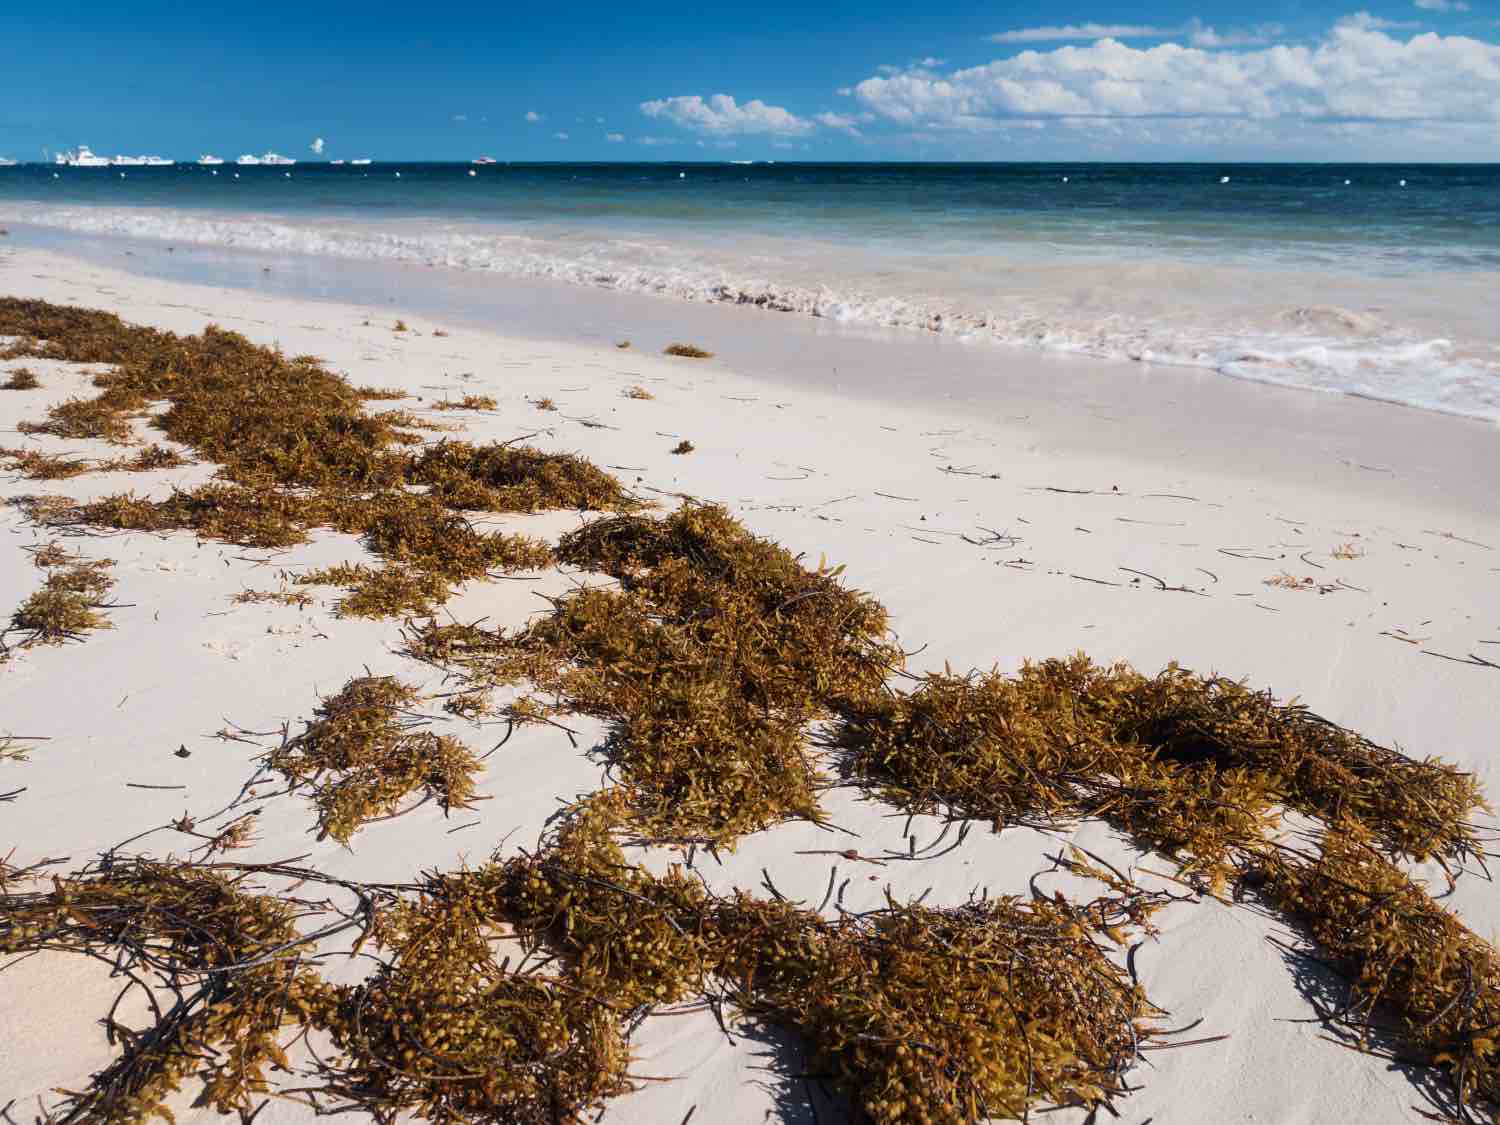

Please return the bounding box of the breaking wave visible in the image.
[8,203,1500,423]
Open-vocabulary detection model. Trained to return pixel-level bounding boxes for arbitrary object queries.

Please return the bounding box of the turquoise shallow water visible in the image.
[3,162,1500,419]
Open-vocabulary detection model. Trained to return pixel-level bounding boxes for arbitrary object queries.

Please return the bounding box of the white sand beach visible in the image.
[2,242,1498,1124]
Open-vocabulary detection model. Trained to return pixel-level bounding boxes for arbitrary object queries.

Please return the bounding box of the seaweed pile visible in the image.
[834,657,1482,881]
[0,297,634,619]
[1263,830,1500,1116]
[408,506,901,845]
[2,296,1497,1123]
[409,508,1495,1118]
[451,796,1168,1125]
[312,882,633,1122]
[0,856,338,1124]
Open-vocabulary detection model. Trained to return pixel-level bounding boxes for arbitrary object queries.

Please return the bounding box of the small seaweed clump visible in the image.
[315,889,632,1122]
[20,389,145,442]
[431,393,498,411]
[492,795,716,1008]
[670,439,694,455]
[2,555,115,656]
[0,857,335,1122]
[622,384,654,400]
[1,445,92,479]
[2,442,186,479]
[663,343,713,358]
[2,366,40,389]
[265,676,481,844]
[1264,827,1500,1114]
[103,443,189,472]
[232,588,313,609]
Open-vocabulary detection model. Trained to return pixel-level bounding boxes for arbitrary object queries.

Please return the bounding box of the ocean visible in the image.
[3,161,1499,421]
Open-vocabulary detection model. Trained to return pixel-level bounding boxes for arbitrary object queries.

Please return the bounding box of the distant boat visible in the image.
[260,152,296,166]
[472,156,498,165]
[0,157,17,167]
[236,154,261,166]
[56,145,110,167]
[350,158,373,165]
[143,156,174,167]
[112,155,147,166]
[330,159,346,165]
[198,154,224,165]
[729,160,752,165]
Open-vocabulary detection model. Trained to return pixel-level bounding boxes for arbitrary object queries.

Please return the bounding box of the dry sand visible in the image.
[2,243,1498,1123]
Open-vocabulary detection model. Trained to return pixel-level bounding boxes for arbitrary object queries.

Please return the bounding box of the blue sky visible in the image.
[2,1,1498,161]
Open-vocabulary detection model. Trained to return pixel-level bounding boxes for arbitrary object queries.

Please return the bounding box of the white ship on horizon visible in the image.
[350,158,373,165]
[55,145,111,167]
[329,159,345,165]
[260,152,296,166]
[0,157,17,167]
[198,155,224,165]
[472,156,498,165]
[236,154,261,165]
[107,154,173,167]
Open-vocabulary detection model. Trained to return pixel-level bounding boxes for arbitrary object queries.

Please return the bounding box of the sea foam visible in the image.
[8,203,1500,423]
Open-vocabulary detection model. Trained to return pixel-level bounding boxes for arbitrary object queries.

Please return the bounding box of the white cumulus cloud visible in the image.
[1337,11,1420,30]
[640,94,814,135]
[1416,0,1471,10]
[310,137,325,154]
[990,23,1178,43]
[606,132,625,142]
[854,19,1500,132]
[553,131,569,141]
[1187,21,1285,47]
[815,111,864,134]
[991,19,1282,47]
[525,110,542,123]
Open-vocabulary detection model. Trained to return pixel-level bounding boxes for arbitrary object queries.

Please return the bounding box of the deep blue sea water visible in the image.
[3,162,1499,418]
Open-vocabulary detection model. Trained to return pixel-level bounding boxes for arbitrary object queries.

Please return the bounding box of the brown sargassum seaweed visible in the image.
[1,296,1497,1123]
[0,297,634,618]
[408,505,902,844]
[1,548,116,658]
[264,676,482,845]
[0,856,336,1125]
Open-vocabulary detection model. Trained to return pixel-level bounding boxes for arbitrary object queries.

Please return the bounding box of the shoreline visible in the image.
[5,203,1500,424]
[2,244,1497,1123]
[7,231,1500,520]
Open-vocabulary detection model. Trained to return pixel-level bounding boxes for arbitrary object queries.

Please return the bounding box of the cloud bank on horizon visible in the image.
[638,13,1500,156]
